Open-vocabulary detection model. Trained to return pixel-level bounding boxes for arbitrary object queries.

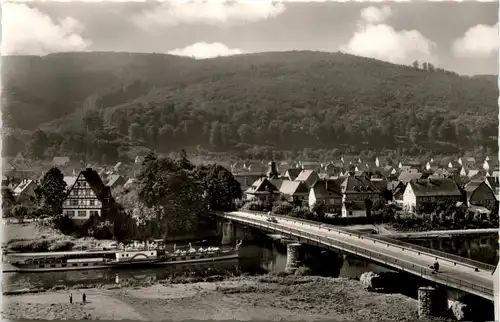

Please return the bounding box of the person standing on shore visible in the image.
[82,293,86,303]
[69,294,73,304]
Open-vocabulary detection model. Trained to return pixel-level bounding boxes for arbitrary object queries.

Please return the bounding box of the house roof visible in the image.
[107,175,125,187]
[270,178,285,190]
[246,177,280,195]
[14,180,34,195]
[285,168,302,180]
[341,176,380,194]
[280,180,309,196]
[464,180,485,199]
[387,180,403,191]
[398,170,423,184]
[408,178,462,197]
[295,170,317,182]
[485,156,499,165]
[67,169,109,202]
[371,179,388,192]
[311,180,342,198]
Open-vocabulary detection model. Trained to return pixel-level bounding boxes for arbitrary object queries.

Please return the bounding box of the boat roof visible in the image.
[10,250,118,257]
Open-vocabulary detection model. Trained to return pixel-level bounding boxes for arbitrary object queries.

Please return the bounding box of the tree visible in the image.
[135,155,208,238]
[177,149,194,171]
[195,164,242,211]
[36,167,67,215]
[1,188,16,217]
[412,60,419,69]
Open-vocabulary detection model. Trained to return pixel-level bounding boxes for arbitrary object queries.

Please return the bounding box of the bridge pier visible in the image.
[285,243,302,274]
[221,221,235,245]
[418,286,448,319]
[418,286,436,319]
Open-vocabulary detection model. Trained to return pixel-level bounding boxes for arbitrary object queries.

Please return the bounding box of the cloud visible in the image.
[341,6,435,65]
[360,5,391,24]
[1,3,90,55]
[131,1,285,29]
[452,23,498,59]
[168,42,243,59]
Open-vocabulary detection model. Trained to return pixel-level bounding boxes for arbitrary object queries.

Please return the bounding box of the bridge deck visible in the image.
[222,211,495,300]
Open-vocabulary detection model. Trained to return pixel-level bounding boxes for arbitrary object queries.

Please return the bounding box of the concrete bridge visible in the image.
[217,210,496,304]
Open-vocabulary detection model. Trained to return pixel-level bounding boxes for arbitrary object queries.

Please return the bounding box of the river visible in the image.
[2,233,498,293]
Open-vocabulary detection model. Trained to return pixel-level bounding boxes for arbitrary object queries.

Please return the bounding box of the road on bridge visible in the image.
[227,211,495,298]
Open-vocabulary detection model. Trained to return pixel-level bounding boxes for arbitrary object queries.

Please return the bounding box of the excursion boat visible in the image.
[6,241,242,273]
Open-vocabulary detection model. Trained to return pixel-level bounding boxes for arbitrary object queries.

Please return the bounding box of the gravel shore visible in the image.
[2,275,425,321]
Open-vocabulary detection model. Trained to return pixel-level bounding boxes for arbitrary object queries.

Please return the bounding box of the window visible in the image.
[67,211,75,217]
[78,211,86,217]
[89,200,95,206]
[70,199,78,206]
[90,211,99,217]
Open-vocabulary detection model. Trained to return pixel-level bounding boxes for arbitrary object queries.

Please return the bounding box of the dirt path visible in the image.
[2,276,422,321]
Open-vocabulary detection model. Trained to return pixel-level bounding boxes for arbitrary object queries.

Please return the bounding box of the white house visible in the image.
[62,168,110,224]
[308,179,343,213]
[13,179,36,199]
[402,178,462,213]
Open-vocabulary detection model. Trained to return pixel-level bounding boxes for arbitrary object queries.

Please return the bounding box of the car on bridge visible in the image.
[266,215,278,223]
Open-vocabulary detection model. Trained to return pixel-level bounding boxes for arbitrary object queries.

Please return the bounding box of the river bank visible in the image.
[1,274,447,321]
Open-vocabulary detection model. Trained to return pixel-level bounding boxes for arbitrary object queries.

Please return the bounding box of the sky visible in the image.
[1,1,498,75]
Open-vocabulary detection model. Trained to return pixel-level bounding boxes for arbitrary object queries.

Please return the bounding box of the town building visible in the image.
[244,177,280,202]
[402,178,462,213]
[13,179,36,200]
[233,172,263,191]
[279,181,309,204]
[308,179,343,214]
[464,180,497,211]
[61,168,111,224]
[106,175,127,190]
[294,170,320,187]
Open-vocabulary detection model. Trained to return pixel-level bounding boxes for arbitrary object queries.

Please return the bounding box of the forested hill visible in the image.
[2,51,498,162]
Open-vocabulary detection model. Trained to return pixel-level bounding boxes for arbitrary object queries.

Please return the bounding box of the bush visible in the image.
[8,239,52,252]
[272,201,293,215]
[48,240,74,251]
[234,198,245,209]
[242,200,264,211]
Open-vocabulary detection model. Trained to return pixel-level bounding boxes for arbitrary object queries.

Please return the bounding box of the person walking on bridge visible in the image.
[433,261,439,272]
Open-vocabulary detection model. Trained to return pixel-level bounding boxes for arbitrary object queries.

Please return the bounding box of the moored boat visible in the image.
[6,241,242,273]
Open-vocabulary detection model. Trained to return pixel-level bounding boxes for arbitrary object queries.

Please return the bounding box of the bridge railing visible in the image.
[224,213,493,299]
[232,210,496,272]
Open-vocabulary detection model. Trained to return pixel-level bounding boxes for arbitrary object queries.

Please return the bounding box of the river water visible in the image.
[2,233,498,293]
